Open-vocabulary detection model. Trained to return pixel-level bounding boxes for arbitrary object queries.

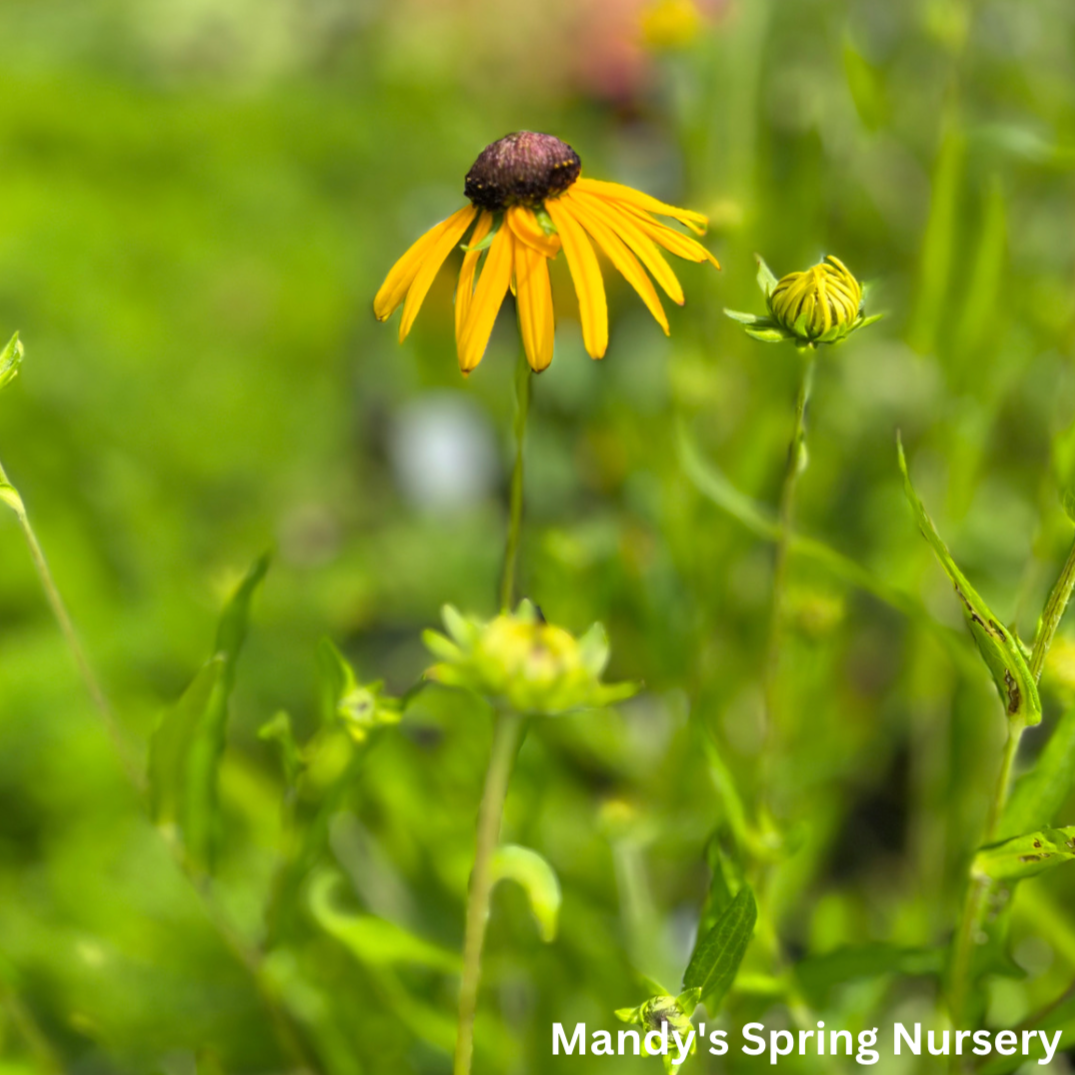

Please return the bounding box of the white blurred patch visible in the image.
[389,392,498,514]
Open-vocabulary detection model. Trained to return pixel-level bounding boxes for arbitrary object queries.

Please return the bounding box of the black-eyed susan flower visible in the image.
[725,254,881,346]
[374,132,719,374]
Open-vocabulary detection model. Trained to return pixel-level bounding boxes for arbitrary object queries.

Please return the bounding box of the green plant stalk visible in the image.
[761,350,817,791]
[499,350,531,612]
[0,458,141,788]
[454,709,524,1075]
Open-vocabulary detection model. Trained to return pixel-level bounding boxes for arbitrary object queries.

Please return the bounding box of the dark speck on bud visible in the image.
[465,132,581,212]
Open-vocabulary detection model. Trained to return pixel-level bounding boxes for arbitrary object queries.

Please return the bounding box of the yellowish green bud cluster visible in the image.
[423,601,636,716]
[725,255,881,347]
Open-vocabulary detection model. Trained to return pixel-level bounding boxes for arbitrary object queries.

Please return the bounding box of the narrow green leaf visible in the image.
[490,844,562,942]
[723,308,768,326]
[148,657,225,829]
[309,872,460,972]
[973,826,1075,882]
[843,36,889,131]
[744,325,793,343]
[898,437,1040,726]
[682,885,756,1008]
[150,554,270,872]
[0,332,23,392]
[258,710,302,788]
[1000,704,1075,840]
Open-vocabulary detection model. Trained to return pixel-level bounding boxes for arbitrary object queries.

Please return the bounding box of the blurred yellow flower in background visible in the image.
[374,131,718,374]
[640,0,703,49]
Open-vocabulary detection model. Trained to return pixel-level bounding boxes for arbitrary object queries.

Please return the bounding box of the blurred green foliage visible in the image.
[4,0,1075,1072]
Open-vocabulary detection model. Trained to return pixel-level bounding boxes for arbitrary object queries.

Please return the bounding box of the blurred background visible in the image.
[2,0,1075,1071]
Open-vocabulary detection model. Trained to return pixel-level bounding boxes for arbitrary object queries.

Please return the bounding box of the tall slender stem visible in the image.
[761,350,817,783]
[1030,532,1075,681]
[454,709,524,1075]
[0,459,141,788]
[499,351,531,612]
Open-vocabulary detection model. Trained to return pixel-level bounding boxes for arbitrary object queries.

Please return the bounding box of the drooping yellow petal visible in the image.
[375,205,476,323]
[544,198,608,359]
[507,206,561,259]
[398,204,478,342]
[458,224,514,373]
[513,238,555,372]
[567,190,684,304]
[574,176,708,235]
[622,207,721,269]
[455,212,494,345]
[564,194,669,336]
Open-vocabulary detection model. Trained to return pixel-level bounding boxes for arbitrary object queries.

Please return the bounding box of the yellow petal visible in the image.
[574,176,709,235]
[513,238,555,372]
[374,205,476,323]
[458,225,514,373]
[455,212,494,344]
[622,207,720,269]
[564,194,669,335]
[507,206,561,259]
[544,198,608,359]
[398,204,478,342]
[567,190,684,304]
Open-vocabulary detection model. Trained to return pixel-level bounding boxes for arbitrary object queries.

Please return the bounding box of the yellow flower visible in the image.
[641,0,704,50]
[374,132,719,374]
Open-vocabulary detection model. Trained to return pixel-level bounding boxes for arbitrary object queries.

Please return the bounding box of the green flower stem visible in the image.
[0,458,141,788]
[454,708,524,1075]
[1030,532,1075,681]
[499,350,531,612]
[762,350,817,784]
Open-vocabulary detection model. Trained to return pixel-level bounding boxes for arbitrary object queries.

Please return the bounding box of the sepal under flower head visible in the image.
[725,255,881,347]
[423,600,636,716]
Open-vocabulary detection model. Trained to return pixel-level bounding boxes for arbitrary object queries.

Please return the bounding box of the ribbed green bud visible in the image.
[769,256,862,343]
[724,254,881,347]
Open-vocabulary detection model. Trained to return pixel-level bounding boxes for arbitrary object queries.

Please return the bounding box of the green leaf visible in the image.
[1000,703,1075,840]
[148,553,270,871]
[843,36,889,131]
[308,872,460,972]
[796,943,944,1005]
[0,333,23,393]
[898,437,1040,726]
[682,885,756,1008]
[744,325,793,343]
[490,844,562,942]
[148,657,225,831]
[755,254,779,297]
[723,308,768,326]
[973,826,1075,882]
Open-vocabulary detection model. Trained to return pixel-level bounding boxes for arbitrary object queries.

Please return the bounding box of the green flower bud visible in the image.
[724,255,881,347]
[615,988,700,1072]
[423,600,636,716]
[769,256,862,342]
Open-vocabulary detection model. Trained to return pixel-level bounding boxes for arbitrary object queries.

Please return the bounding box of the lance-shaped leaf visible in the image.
[1000,703,1075,840]
[898,438,1040,726]
[148,553,270,872]
[0,332,23,393]
[490,844,561,943]
[682,884,756,1009]
[973,826,1075,882]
